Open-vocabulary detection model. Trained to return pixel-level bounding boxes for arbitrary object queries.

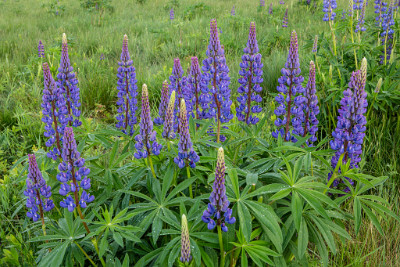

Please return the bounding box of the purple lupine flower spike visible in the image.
[170,8,174,20]
[169,58,187,131]
[380,3,394,64]
[269,3,273,15]
[174,99,200,168]
[231,5,235,16]
[180,214,192,263]
[24,154,55,221]
[202,147,236,232]
[272,31,305,142]
[201,19,233,142]
[323,0,337,22]
[116,34,138,136]
[355,1,367,32]
[293,61,319,146]
[163,91,176,140]
[42,62,68,160]
[57,33,82,128]
[260,0,265,7]
[348,0,354,17]
[134,84,162,159]
[375,1,387,27]
[354,0,364,10]
[312,35,318,53]
[154,81,170,125]
[58,127,94,212]
[187,57,203,120]
[279,0,285,4]
[282,9,288,27]
[237,22,263,125]
[328,59,368,191]
[38,40,45,58]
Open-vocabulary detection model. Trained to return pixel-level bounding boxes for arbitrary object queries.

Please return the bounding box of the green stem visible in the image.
[218,225,225,267]
[92,238,105,267]
[74,241,98,267]
[166,140,171,152]
[350,18,358,68]
[148,156,157,179]
[186,166,193,198]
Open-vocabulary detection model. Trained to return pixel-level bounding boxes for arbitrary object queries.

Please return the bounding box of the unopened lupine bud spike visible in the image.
[163,91,176,140]
[374,78,382,93]
[312,35,318,53]
[180,214,192,263]
[154,80,170,125]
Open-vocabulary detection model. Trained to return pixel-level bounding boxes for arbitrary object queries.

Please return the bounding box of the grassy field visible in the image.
[1,0,400,266]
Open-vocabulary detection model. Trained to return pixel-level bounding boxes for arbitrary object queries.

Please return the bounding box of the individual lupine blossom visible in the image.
[134,85,162,159]
[279,0,285,4]
[375,1,388,26]
[187,57,203,119]
[24,154,55,221]
[380,3,395,64]
[57,33,82,127]
[116,35,138,136]
[269,3,273,15]
[163,91,176,140]
[169,58,188,130]
[58,127,94,212]
[180,214,192,263]
[355,1,367,32]
[174,99,200,168]
[237,22,263,125]
[38,40,45,58]
[231,5,235,16]
[312,35,318,53]
[260,0,265,7]
[293,61,319,146]
[323,0,337,21]
[202,148,236,232]
[170,8,174,20]
[154,81,170,125]
[42,62,68,160]
[282,9,288,27]
[354,0,364,10]
[272,31,305,142]
[329,63,368,191]
[201,19,233,141]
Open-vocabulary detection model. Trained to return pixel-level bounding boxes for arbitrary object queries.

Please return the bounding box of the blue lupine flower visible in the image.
[329,59,368,191]
[375,1,388,26]
[260,0,265,7]
[187,56,203,120]
[38,40,45,58]
[42,62,68,160]
[202,147,235,232]
[134,84,162,159]
[116,34,138,136]
[58,127,94,211]
[154,80,170,125]
[282,9,288,27]
[354,0,364,10]
[169,58,188,131]
[355,1,367,32]
[162,91,176,140]
[272,31,305,142]
[312,35,318,53]
[231,5,235,16]
[380,3,395,64]
[57,33,82,127]
[180,214,192,263]
[170,8,174,20]
[24,154,55,221]
[174,99,200,168]
[236,22,263,125]
[201,19,233,142]
[269,3,273,15]
[293,61,319,146]
[323,0,337,22]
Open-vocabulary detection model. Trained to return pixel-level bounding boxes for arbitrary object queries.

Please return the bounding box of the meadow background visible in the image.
[0,0,400,266]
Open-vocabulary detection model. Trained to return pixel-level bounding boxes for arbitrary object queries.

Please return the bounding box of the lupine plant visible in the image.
[42,62,68,160]
[154,80,170,125]
[231,5,235,16]
[169,58,187,130]
[236,22,263,125]
[187,56,203,120]
[380,2,395,65]
[282,8,288,28]
[170,8,174,20]
[269,3,273,15]
[116,34,138,136]
[355,0,367,33]
[162,91,177,147]
[38,40,44,58]
[57,33,82,128]
[201,19,233,142]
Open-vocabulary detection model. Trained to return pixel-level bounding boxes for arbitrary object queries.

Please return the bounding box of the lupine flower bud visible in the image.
[180,214,192,263]
[272,31,305,142]
[323,0,337,22]
[328,70,368,191]
[170,8,174,20]
[312,35,318,53]
[202,148,236,232]
[231,5,235,16]
[174,99,200,168]
[42,62,68,160]
[293,61,319,146]
[187,57,203,119]
[355,1,367,32]
[154,81,170,125]
[57,33,82,128]
[163,91,176,140]
[116,34,138,136]
[282,9,288,27]
[24,154,54,221]
[134,85,162,159]
[38,40,45,58]
[237,22,263,125]
[58,127,94,211]
[374,78,383,93]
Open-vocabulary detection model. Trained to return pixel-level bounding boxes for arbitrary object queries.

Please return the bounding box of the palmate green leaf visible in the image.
[37,242,69,267]
[237,201,252,243]
[297,217,308,259]
[134,247,163,267]
[119,190,157,204]
[291,191,302,231]
[361,198,400,222]
[190,232,219,244]
[227,168,240,199]
[113,231,124,247]
[362,204,384,236]
[244,183,289,200]
[269,187,291,201]
[165,177,197,202]
[354,196,362,235]
[190,238,201,267]
[161,165,175,200]
[311,215,336,254]
[152,212,163,244]
[199,247,215,267]
[296,188,329,219]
